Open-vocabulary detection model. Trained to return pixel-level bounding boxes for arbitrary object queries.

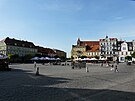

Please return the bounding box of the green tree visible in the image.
[23,54,34,63]
[35,54,42,57]
[94,56,99,59]
[125,56,132,60]
[80,55,87,59]
[8,54,19,63]
[131,51,135,58]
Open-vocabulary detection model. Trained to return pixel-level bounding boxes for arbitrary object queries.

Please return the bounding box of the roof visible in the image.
[86,45,99,52]
[36,46,56,54]
[75,39,99,52]
[1,37,35,48]
[80,41,99,46]
[99,38,117,41]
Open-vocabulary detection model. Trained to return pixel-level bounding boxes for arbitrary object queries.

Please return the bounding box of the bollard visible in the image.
[72,66,74,69]
[36,67,39,75]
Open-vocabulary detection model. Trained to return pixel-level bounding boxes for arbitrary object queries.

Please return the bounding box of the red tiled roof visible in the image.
[86,45,99,52]
[79,41,99,52]
[80,41,99,46]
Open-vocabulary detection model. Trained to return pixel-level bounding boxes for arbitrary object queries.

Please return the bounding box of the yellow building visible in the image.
[71,38,100,59]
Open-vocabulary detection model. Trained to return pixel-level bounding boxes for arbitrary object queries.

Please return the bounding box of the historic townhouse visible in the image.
[133,40,135,51]
[0,37,66,59]
[0,37,37,56]
[35,46,56,57]
[118,41,134,62]
[71,38,100,59]
[53,49,67,59]
[99,36,118,61]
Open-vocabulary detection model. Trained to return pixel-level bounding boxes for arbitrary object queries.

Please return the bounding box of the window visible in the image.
[120,57,125,61]
[129,47,132,50]
[110,51,112,54]
[123,47,126,50]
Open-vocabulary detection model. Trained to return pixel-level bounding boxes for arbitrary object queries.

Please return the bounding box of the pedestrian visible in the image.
[34,61,36,68]
[110,64,114,71]
[114,65,118,72]
[71,61,75,69]
[86,66,89,72]
[101,62,103,67]
[36,67,39,75]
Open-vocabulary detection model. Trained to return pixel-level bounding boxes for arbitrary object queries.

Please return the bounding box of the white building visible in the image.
[118,41,133,62]
[99,36,118,61]
[133,40,135,51]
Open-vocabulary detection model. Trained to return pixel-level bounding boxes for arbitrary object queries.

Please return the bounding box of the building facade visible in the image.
[118,41,134,62]
[133,40,135,51]
[0,37,66,60]
[0,37,37,56]
[71,38,100,59]
[36,46,56,57]
[99,36,118,61]
[53,49,67,59]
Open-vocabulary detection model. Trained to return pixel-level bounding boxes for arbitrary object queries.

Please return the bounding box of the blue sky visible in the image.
[0,0,135,57]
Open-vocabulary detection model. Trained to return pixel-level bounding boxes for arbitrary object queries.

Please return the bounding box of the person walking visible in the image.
[86,66,89,72]
[114,65,118,72]
[110,64,114,71]
[34,61,36,68]
[114,61,118,72]
[36,67,39,75]
[101,62,103,67]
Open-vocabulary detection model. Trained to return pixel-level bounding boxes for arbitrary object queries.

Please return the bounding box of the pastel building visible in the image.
[53,49,67,59]
[0,37,67,59]
[71,38,100,59]
[118,41,133,62]
[0,37,37,56]
[133,40,135,51]
[99,36,118,61]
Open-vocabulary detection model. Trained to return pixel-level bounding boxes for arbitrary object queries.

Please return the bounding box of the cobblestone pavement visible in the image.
[0,63,135,101]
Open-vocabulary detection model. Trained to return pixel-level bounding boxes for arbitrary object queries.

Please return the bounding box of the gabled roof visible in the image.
[74,38,99,52]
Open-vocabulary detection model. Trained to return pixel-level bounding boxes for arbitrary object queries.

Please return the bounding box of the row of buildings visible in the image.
[71,36,135,62]
[0,37,66,59]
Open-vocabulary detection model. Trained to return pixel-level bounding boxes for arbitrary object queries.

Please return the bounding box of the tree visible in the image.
[94,56,99,59]
[131,51,135,58]
[23,54,34,63]
[80,55,87,59]
[35,54,42,57]
[8,54,19,63]
[125,56,132,60]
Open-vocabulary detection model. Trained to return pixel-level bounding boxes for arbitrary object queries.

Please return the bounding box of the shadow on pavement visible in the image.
[0,68,135,101]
